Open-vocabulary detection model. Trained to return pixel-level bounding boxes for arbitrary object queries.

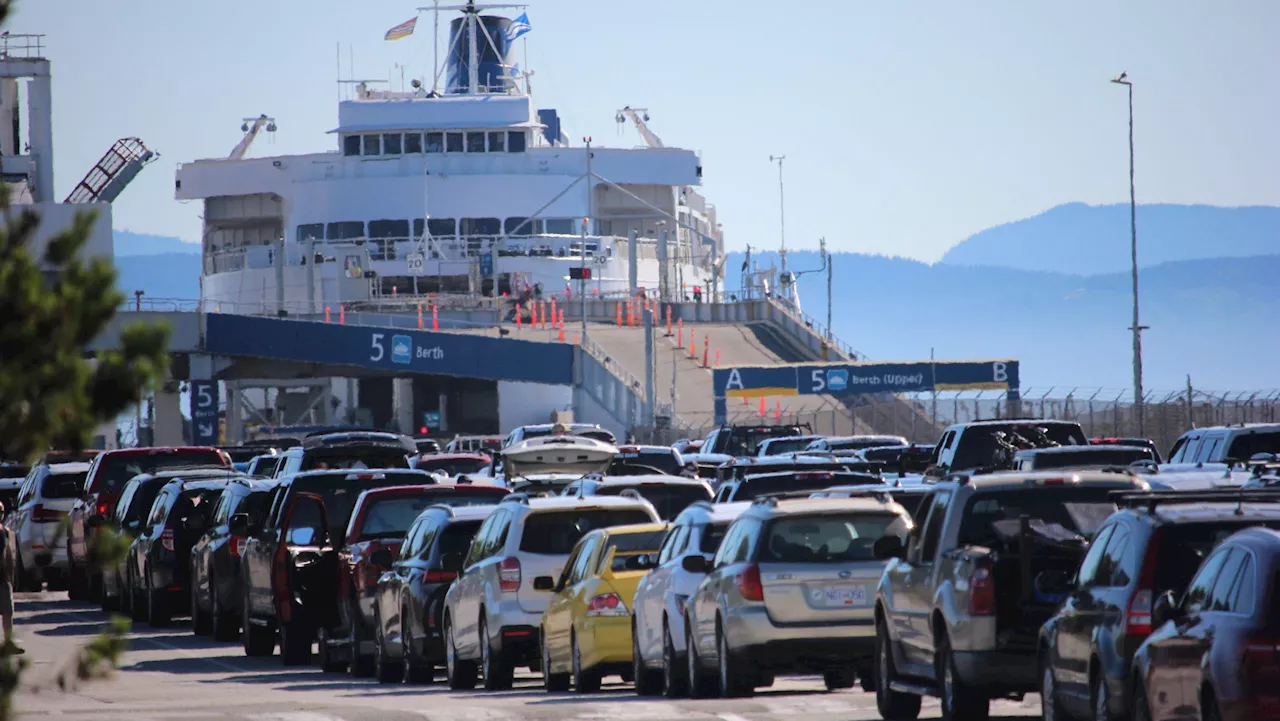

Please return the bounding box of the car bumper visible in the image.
[723,604,876,657]
[741,636,876,672]
[495,624,540,664]
[581,616,632,669]
[952,650,1037,692]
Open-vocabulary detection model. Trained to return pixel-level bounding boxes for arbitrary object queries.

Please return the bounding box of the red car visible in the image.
[66,447,230,601]
[326,483,508,675]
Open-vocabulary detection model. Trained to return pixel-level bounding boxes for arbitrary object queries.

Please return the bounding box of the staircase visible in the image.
[65,137,155,204]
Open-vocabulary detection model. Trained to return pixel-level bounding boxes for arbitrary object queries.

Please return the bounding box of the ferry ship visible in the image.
[175,2,724,315]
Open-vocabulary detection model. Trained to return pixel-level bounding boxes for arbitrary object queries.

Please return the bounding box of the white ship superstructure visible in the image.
[175,2,723,314]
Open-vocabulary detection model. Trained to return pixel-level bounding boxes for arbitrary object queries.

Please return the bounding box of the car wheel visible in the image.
[279,617,313,666]
[1201,688,1223,721]
[572,630,601,694]
[99,572,119,611]
[190,571,213,636]
[662,621,688,698]
[1092,672,1113,721]
[1041,656,1068,721]
[685,618,716,698]
[937,634,988,721]
[875,621,921,720]
[542,627,570,692]
[716,620,753,698]
[88,571,103,604]
[317,626,346,673]
[16,555,40,593]
[632,619,661,696]
[444,616,478,690]
[373,607,402,683]
[241,595,276,657]
[823,666,856,691]
[67,556,87,601]
[120,572,133,615]
[480,617,514,691]
[401,605,433,684]
[211,579,239,642]
[347,601,374,678]
[1131,676,1152,721]
[146,575,171,627]
[129,572,147,623]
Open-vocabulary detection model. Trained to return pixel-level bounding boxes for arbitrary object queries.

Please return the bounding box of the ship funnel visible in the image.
[446,15,516,94]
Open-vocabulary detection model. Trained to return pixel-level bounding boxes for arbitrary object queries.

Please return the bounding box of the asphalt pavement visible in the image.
[12,590,1044,721]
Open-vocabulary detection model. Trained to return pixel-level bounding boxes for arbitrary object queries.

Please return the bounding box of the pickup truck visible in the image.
[872,470,1146,721]
[925,419,1088,479]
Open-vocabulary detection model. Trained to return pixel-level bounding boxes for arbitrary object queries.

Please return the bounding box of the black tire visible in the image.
[100,573,119,611]
[937,634,988,721]
[129,572,147,623]
[88,571,103,604]
[823,666,856,691]
[875,620,922,720]
[716,621,753,698]
[685,620,717,699]
[347,601,375,678]
[1202,688,1223,721]
[317,626,346,673]
[146,577,171,627]
[1092,671,1114,721]
[444,616,478,690]
[211,581,239,642]
[1041,654,1068,721]
[16,556,40,593]
[480,617,514,691]
[373,607,402,683]
[572,630,601,694]
[191,572,213,636]
[68,557,88,601]
[632,620,661,696]
[242,598,276,658]
[542,628,570,692]
[279,617,313,666]
[1131,676,1152,721]
[401,605,432,684]
[661,621,688,698]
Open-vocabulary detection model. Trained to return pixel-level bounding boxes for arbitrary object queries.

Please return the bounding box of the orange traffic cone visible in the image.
[665,307,672,336]
[774,399,782,420]
[702,334,709,368]
[417,303,424,330]
[715,348,720,367]
[515,302,523,329]
[339,304,345,325]
[758,397,766,417]
[432,304,439,332]
[616,302,623,326]
[324,306,331,323]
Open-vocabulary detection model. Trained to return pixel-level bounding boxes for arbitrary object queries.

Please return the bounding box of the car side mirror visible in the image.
[681,555,709,574]
[1152,590,1181,628]
[228,513,250,535]
[86,514,108,529]
[532,575,556,591]
[873,535,906,561]
[370,548,393,568]
[286,526,317,546]
[441,552,463,573]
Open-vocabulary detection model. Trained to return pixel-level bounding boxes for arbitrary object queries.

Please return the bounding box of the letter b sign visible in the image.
[993,361,1008,384]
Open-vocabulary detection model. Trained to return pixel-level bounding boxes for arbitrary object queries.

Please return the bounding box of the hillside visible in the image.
[113,230,201,257]
[940,203,1280,275]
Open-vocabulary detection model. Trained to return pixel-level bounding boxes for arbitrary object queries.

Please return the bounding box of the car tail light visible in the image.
[96,500,109,516]
[425,569,456,583]
[1125,529,1161,637]
[161,529,175,552]
[31,504,65,523]
[585,592,627,617]
[231,536,247,558]
[736,564,764,602]
[968,562,996,616]
[1038,478,1067,486]
[498,557,521,593]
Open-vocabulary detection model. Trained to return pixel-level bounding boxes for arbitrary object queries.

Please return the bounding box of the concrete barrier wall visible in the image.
[572,346,644,438]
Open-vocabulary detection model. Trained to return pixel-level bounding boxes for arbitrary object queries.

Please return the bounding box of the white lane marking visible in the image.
[136,634,250,674]
[717,714,752,721]
[249,714,349,721]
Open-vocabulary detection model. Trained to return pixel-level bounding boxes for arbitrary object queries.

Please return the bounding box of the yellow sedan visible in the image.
[538,522,668,693]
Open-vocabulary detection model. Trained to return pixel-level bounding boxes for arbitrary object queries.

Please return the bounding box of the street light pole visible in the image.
[769,154,787,277]
[1111,71,1145,435]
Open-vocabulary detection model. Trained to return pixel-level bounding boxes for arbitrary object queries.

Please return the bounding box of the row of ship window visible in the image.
[342,130,527,157]
[297,217,589,261]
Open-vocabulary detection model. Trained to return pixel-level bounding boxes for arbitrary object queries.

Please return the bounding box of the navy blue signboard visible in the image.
[189,380,220,446]
[204,315,574,385]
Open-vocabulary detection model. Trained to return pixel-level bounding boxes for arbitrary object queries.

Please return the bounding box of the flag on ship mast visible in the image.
[384,17,417,41]
[506,13,532,42]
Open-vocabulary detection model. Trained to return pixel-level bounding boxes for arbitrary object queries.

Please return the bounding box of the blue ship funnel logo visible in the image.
[391,335,412,364]
[827,369,849,392]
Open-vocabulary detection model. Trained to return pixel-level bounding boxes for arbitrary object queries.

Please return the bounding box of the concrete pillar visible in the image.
[273,237,286,314]
[152,379,184,446]
[392,378,414,435]
[27,69,53,202]
[225,380,242,444]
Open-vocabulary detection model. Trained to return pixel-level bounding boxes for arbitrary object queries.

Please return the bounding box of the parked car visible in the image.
[810,483,933,517]
[925,419,1088,478]
[503,423,617,448]
[125,472,247,625]
[873,470,1146,721]
[411,453,491,481]
[445,435,503,455]
[684,495,914,697]
[1038,489,1280,721]
[805,435,908,453]
[713,455,880,490]
[372,504,497,683]
[1166,423,1280,466]
[606,445,688,477]
[245,453,281,478]
[1090,437,1163,464]
[414,437,442,455]
[1130,526,1280,721]
[11,462,88,590]
[540,522,668,693]
[189,478,282,640]
[1014,444,1156,471]
[66,446,230,601]
[755,436,825,457]
[441,494,660,691]
[671,439,703,457]
[713,469,880,503]
[584,477,714,521]
[331,483,507,676]
[631,501,752,697]
[238,469,435,664]
[271,431,416,477]
[700,424,812,458]
[0,464,31,518]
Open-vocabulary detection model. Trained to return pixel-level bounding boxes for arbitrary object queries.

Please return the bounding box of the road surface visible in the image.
[13,591,1043,721]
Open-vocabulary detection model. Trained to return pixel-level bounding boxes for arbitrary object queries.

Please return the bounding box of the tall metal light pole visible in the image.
[1111,71,1145,435]
[769,155,787,276]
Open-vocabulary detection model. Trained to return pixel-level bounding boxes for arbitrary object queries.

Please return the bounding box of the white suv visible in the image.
[630,500,751,697]
[442,494,659,691]
[11,462,89,590]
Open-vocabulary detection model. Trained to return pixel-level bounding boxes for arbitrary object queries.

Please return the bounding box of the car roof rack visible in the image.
[1112,489,1280,514]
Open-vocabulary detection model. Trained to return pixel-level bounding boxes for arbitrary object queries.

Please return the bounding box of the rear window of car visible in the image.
[828,439,904,451]
[1032,448,1154,469]
[359,496,441,538]
[603,530,666,571]
[301,449,410,472]
[958,488,1121,546]
[291,474,429,537]
[609,452,684,476]
[93,451,227,494]
[519,509,655,554]
[42,470,87,499]
[415,457,489,476]
[760,513,910,563]
[1153,520,1280,594]
[595,483,711,520]
[0,466,29,480]
[737,473,870,501]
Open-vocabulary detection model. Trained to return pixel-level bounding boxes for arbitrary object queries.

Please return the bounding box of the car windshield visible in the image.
[604,530,666,571]
[42,470,87,499]
[1032,448,1153,469]
[519,509,654,555]
[595,483,711,520]
[240,490,275,524]
[415,457,490,476]
[95,451,227,494]
[723,427,805,456]
[957,488,1121,546]
[760,513,910,563]
[609,452,684,476]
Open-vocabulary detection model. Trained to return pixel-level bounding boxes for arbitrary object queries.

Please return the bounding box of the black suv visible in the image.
[701,424,812,457]
[714,469,880,503]
[190,478,281,640]
[1038,489,1280,721]
[272,432,417,477]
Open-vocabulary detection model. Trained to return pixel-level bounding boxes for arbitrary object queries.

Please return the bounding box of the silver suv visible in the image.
[683,495,913,697]
[441,494,659,691]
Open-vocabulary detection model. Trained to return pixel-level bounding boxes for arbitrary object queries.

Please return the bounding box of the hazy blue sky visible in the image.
[14,0,1279,262]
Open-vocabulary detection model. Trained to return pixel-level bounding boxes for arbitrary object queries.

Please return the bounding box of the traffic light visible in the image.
[569,266,592,280]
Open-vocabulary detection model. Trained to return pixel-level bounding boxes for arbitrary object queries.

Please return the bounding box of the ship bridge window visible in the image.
[363,135,381,156]
[327,221,365,241]
[383,134,403,155]
[543,218,574,235]
[508,131,526,153]
[446,132,463,153]
[415,218,457,240]
[466,132,485,153]
[487,132,505,153]
[343,136,361,157]
[427,132,444,153]
[461,218,500,236]
[505,217,534,235]
[369,219,409,261]
[405,132,423,154]
[297,224,324,243]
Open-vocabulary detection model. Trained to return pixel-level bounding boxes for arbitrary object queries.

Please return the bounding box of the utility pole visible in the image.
[769,155,786,277]
[821,237,832,341]
[1111,72,1145,435]
[583,136,592,340]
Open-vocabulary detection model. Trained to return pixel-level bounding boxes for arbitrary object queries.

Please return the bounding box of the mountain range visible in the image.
[107,203,1280,393]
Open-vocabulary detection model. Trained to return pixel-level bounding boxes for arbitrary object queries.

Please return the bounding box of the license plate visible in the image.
[810,584,869,607]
